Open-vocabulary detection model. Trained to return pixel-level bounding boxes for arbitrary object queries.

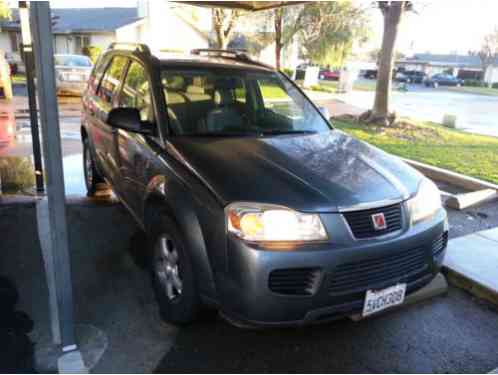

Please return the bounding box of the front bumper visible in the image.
[218,209,448,327]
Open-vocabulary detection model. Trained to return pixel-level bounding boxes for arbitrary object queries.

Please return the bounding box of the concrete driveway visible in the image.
[338,83,498,137]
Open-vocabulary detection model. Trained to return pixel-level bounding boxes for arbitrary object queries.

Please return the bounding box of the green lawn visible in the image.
[334,118,498,185]
[446,86,498,97]
[316,80,376,93]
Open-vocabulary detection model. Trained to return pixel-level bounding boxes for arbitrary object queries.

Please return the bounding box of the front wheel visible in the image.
[83,137,103,196]
[150,216,200,325]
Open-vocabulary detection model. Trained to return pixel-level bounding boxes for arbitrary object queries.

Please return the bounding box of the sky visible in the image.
[8,0,498,56]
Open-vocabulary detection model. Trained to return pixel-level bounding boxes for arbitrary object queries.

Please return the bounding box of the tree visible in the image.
[212,8,241,49]
[0,0,10,20]
[268,1,369,70]
[478,27,498,88]
[363,2,412,126]
[297,1,370,68]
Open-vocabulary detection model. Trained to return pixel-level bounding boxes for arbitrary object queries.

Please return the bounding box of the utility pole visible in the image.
[19,1,44,192]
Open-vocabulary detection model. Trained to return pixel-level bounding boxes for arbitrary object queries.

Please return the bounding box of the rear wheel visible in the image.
[150,215,200,325]
[83,137,103,196]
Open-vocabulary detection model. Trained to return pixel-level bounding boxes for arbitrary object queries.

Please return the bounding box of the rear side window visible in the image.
[88,54,110,94]
[98,56,128,104]
[119,61,154,123]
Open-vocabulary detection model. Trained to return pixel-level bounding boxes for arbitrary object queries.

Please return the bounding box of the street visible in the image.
[337,82,498,137]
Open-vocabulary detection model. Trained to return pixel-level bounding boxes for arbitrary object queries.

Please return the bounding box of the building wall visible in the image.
[117,1,208,53]
[53,33,116,55]
[485,66,498,84]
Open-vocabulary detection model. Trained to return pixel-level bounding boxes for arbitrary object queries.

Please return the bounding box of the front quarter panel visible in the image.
[143,152,225,302]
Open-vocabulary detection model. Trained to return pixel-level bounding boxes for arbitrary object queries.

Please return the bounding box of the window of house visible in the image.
[97,56,128,105]
[74,35,90,54]
[119,61,154,123]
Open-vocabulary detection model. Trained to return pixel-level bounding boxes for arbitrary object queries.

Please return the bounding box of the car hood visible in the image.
[168,130,424,212]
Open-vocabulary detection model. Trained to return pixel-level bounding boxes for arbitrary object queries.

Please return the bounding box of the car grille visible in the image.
[328,245,429,295]
[269,268,321,296]
[343,203,403,239]
[432,232,448,257]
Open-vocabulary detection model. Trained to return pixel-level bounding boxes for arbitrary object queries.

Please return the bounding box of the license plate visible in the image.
[68,74,82,81]
[362,283,406,317]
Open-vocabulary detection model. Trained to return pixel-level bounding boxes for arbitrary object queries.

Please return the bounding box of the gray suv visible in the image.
[81,44,448,327]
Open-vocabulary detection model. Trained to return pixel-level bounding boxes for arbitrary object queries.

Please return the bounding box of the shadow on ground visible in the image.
[155,288,498,374]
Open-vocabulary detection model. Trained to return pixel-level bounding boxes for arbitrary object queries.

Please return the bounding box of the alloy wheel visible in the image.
[155,235,183,301]
[84,146,93,186]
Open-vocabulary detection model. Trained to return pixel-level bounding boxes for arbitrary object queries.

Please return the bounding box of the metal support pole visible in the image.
[24,48,44,192]
[19,1,44,193]
[29,1,76,351]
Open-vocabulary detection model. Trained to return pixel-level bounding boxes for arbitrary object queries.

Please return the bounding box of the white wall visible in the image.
[0,33,11,54]
[90,34,116,52]
[117,0,209,53]
[485,66,498,84]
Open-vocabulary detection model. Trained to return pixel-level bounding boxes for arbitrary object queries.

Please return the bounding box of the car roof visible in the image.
[154,52,275,73]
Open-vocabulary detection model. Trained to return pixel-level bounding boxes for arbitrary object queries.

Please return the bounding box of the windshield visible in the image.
[55,55,92,67]
[161,69,331,136]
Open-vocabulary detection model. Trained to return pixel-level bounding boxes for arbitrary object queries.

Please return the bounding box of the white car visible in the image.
[54,54,93,96]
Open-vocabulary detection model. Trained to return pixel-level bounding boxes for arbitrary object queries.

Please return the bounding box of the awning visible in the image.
[178,1,305,12]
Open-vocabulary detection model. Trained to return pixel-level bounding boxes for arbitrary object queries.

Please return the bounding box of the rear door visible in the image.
[92,55,129,185]
[114,59,159,216]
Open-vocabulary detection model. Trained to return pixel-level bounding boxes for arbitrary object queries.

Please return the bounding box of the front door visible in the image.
[93,55,129,186]
[114,60,159,216]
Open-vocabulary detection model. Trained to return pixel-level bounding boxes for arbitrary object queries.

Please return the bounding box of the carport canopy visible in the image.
[178,1,305,11]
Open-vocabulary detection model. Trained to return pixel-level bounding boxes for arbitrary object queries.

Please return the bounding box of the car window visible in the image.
[88,54,110,94]
[257,77,304,119]
[98,56,128,105]
[54,55,92,67]
[119,61,154,123]
[161,69,330,136]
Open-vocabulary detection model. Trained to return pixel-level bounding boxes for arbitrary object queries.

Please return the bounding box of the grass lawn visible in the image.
[334,118,498,185]
[319,80,376,92]
[445,86,498,97]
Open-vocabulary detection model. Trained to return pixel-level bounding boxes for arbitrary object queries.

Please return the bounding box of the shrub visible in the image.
[493,83,498,89]
[82,46,102,64]
[463,79,484,87]
[281,68,294,78]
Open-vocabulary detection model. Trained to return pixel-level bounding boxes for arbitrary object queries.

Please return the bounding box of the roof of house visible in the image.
[1,8,139,34]
[402,53,498,67]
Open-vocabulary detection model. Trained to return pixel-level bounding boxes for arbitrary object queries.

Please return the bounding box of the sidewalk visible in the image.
[444,227,498,305]
[0,96,82,119]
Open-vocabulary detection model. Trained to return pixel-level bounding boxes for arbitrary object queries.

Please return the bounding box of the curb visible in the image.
[403,158,498,192]
[443,268,498,306]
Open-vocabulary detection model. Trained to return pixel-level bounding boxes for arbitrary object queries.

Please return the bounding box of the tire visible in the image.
[150,215,200,325]
[83,137,103,196]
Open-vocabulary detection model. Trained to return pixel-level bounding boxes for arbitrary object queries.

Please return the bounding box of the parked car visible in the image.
[319,68,340,81]
[362,69,377,79]
[54,54,93,96]
[82,44,448,327]
[425,73,463,88]
[395,70,427,84]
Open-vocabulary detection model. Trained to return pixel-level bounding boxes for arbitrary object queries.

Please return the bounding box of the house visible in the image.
[0,7,139,71]
[396,53,498,84]
[115,1,210,53]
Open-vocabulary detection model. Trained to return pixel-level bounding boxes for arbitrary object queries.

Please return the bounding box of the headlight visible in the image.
[407,178,442,225]
[226,203,328,242]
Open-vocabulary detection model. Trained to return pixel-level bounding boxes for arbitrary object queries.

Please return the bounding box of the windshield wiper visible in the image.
[259,130,318,136]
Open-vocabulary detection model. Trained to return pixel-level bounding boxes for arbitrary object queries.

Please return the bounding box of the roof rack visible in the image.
[190,48,272,69]
[108,42,151,55]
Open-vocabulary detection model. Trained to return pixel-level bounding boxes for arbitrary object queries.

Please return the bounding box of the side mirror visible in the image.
[318,106,331,121]
[107,107,154,135]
